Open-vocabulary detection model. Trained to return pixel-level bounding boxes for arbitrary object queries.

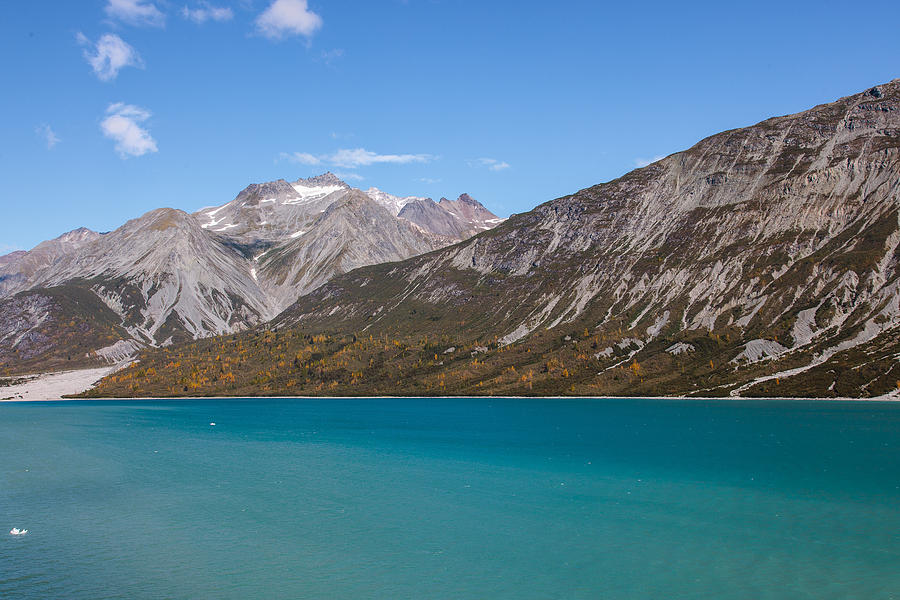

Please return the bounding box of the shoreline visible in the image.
[2,366,898,404]
[0,365,124,402]
[5,394,900,404]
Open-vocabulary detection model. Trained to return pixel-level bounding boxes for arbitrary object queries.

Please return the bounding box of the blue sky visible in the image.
[1,0,898,252]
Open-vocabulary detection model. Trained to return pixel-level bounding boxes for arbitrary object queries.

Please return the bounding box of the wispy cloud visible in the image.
[634,155,665,168]
[36,124,60,149]
[255,0,323,40]
[319,48,344,65]
[105,0,166,27]
[281,148,436,169]
[335,172,364,182]
[77,33,143,81]
[182,2,234,23]
[280,151,321,165]
[471,157,510,172]
[327,148,434,169]
[101,103,158,158]
[416,177,442,184]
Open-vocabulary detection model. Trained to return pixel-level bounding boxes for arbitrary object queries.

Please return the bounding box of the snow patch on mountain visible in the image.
[365,187,427,216]
[286,183,345,204]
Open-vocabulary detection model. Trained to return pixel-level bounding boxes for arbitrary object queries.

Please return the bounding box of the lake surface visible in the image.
[1,397,899,599]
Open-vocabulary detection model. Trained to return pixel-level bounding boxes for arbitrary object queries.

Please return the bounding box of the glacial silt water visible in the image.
[1,397,899,599]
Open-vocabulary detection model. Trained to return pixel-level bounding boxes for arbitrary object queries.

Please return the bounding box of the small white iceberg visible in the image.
[10,528,27,536]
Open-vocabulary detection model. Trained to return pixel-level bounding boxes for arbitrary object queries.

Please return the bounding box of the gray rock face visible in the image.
[398,199,472,238]
[301,172,349,187]
[0,227,102,297]
[188,174,500,314]
[0,174,502,370]
[0,251,27,268]
[257,190,444,308]
[193,175,350,245]
[33,208,271,345]
[438,194,503,231]
[0,285,131,374]
[397,194,503,239]
[0,294,56,361]
[277,80,900,396]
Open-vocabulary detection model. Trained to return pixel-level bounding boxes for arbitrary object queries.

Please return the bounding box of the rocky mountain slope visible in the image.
[0,285,131,376]
[254,189,444,309]
[0,175,500,374]
[398,194,503,239]
[0,227,101,297]
[84,80,900,398]
[189,173,455,311]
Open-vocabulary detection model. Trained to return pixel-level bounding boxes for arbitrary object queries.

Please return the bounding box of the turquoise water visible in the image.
[1,398,899,599]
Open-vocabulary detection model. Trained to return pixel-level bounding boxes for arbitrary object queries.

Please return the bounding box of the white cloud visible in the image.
[472,157,510,172]
[101,103,158,158]
[280,152,322,165]
[36,124,60,149]
[280,148,435,169]
[634,155,665,168]
[77,33,143,82]
[327,148,434,168]
[416,177,442,184]
[255,0,323,40]
[105,0,166,27]
[182,2,234,23]
[335,172,364,182]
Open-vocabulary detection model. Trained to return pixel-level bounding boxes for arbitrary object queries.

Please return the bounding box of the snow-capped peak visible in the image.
[365,187,427,216]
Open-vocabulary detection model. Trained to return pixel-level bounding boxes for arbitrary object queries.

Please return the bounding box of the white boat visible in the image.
[10,528,27,536]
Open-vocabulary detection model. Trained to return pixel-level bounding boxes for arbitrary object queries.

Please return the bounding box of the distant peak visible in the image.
[58,226,95,237]
[55,226,100,244]
[237,179,293,196]
[146,207,189,219]
[140,207,194,232]
[295,172,349,188]
[437,194,481,206]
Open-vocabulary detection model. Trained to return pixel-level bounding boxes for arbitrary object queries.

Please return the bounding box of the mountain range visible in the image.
[4,80,900,399]
[74,80,900,399]
[0,175,501,375]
